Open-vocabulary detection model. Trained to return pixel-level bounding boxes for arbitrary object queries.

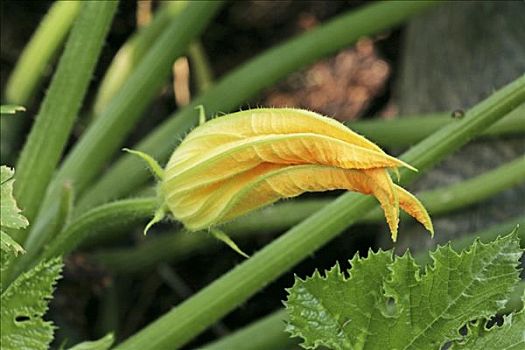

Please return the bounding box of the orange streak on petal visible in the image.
[173,164,400,239]
[395,185,434,236]
[361,168,399,241]
[163,134,408,195]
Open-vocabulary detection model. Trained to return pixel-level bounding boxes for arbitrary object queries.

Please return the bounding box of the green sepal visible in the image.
[123,148,164,180]
[210,228,250,258]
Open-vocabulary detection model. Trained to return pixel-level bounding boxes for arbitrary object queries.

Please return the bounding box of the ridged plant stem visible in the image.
[347,105,524,148]
[4,1,81,104]
[1,1,81,164]
[92,1,188,115]
[13,1,118,242]
[41,198,157,260]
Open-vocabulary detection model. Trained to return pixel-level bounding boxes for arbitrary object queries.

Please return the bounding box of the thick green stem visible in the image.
[24,1,224,259]
[395,75,525,183]
[348,105,524,148]
[202,311,294,350]
[201,216,525,350]
[188,41,214,93]
[5,197,155,286]
[77,0,439,213]
[92,1,188,115]
[113,74,525,350]
[41,198,156,261]
[4,1,81,104]
[13,1,118,242]
[410,154,525,217]
[1,1,80,164]
[92,154,525,273]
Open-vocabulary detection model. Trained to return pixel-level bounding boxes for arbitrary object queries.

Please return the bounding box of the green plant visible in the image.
[0,166,113,350]
[1,1,524,349]
[1,166,29,287]
[285,230,524,349]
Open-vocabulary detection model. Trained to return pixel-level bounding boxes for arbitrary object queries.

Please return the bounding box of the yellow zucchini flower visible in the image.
[127,108,433,245]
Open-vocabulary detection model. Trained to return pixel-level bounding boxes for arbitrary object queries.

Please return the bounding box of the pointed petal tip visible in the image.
[427,223,435,238]
[389,221,399,242]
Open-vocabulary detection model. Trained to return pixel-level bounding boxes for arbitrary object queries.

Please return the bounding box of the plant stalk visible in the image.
[27,198,156,275]
[347,105,524,148]
[13,1,118,242]
[202,311,294,350]
[92,1,189,115]
[4,1,81,105]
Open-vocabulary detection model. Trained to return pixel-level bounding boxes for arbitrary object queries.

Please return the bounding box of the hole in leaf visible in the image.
[15,315,30,322]
[384,297,397,316]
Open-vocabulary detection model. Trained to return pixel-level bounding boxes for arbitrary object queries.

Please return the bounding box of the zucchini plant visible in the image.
[1,1,524,349]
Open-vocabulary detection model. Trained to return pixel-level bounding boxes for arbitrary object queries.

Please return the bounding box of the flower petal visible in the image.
[177,108,385,155]
[158,108,429,242]
[395,185,434,235]
[163,133,413,196]
[170,164,400,240]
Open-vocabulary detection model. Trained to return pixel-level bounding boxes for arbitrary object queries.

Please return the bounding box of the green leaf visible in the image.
[450,311,525,350]
[1,257,63,350]
[1,166,29,231]
[67,333,115,350]
[285,231,523,349]
[285,251,393,350]
[0,232,25,257]
[0,105,25,115]
[451,283,525,349]
[1,166,28,287]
